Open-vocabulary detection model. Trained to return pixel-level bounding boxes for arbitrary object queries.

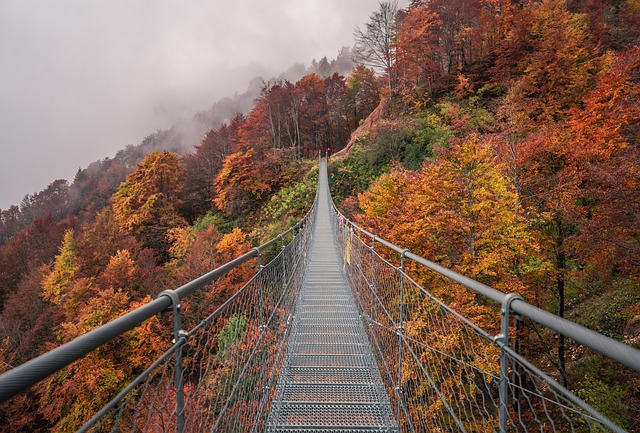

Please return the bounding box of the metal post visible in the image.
[369,236,376,321]
[157,290,187,433]
[396,249,409,424]
[255,249,266,388]
[496,293,523,433]
[252,248,269,433]
[280,234,286,291]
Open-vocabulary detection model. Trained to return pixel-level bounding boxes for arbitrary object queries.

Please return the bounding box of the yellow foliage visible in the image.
[165,226,197,272]
[42,230,78,305]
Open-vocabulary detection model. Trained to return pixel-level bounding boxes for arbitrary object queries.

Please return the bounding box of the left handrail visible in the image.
[0,208,313,402]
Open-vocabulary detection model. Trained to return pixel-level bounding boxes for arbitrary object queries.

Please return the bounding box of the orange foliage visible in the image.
[37,289,168,432]
[565,47,640,273]
[358,135,540,319]
[176,226,254,323]
[507,0,600,123]
[394,4,441,105]
[345,65,381,130]
[213,149,278,216]
[112,151,186,258]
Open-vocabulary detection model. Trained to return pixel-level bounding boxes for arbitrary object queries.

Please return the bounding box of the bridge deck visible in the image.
[267,161,397,432]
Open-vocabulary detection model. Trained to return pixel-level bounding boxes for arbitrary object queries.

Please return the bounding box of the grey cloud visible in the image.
[0,0,408,209]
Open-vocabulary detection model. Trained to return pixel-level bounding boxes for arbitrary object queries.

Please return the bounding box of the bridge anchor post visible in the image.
[495,293,523,433]
[395,249,410,426]
[157,289,188,433]
[252,247,270,432]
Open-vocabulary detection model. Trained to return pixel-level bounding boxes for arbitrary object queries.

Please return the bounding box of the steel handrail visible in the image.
[0,207,314,402]
[331,201,640,372]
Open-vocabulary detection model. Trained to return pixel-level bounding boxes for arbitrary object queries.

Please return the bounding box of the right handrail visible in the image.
[331,202,640,372]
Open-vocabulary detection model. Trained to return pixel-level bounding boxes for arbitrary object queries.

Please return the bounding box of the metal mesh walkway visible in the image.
[267,161,397,432]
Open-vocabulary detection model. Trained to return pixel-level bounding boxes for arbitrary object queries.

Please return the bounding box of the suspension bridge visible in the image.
[1,158,639,432]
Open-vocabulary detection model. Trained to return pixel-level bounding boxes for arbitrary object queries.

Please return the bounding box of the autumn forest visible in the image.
[1,0,639,430]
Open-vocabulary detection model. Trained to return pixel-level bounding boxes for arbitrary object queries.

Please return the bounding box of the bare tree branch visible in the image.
[352,1,398,90]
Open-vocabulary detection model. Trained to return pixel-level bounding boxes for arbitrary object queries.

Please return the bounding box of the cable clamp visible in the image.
[157,289,186,343]
[157,289,181,315]
[501,293,524,322]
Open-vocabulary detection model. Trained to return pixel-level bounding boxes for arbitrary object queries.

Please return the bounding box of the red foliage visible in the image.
[181,117,242,221]
[566,47,640,273]
[0,214,76,310]
[394,4,441,105]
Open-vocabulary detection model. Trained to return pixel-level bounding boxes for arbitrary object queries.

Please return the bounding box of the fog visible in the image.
[0,0,407,209]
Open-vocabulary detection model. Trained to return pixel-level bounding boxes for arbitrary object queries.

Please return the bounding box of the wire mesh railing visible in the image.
[0,201,316,433]
[83,214,314,433]
[330,205,640,433]
[3,156,638,433]
[80,222,313,433]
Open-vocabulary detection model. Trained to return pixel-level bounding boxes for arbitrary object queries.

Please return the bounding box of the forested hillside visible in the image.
[0,49,376,430]
[0,0,638,430]
[329,0,639,428]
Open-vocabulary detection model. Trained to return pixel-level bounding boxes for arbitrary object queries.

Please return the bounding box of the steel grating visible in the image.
[295,316,357,324]
[279,384,385,403]
[265,431,389,433]
[284,367,376,384]
[288,344,367,356]
[297,312,361,320]
[300,300,353,305]
[298,305,356,309]
[287,355,371,368]
[272,403,391,428]
[293,334,365,345]
[267,161,397,433]
[294,325,362,334]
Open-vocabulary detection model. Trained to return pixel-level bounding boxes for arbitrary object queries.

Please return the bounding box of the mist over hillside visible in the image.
[0,49,356,244]
[0,0,390,209]
[0,0,638,431]
[134,48,356,159]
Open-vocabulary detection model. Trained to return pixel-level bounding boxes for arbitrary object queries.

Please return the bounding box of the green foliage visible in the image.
[193,210,236,235]
[215,315,248,361]
[476,82,507,100]
[572,356,634,430]
[431,97,495,135]
[73,168,88,184]
[336,101,488,195]
[576,374,630,429]
[336,96,495,185]
[42,230,78,305]
[329,115,450,203]
[329,146,386,206]
[574,281,640,339]
[411,115,451,161]
[264,168,317,221]
[251,164,318,252]
[364,122,434,171]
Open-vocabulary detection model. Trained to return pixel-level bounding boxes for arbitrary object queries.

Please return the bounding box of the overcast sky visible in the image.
[0,0,408,209]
